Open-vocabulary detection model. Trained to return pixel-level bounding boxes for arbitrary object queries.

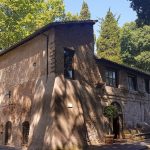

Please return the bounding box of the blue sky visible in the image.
[64,0,137,37]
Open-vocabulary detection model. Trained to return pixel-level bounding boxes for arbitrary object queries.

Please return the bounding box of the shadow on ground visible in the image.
[86,143,148,150]
[0,145,20,150]
[0,143,148,150]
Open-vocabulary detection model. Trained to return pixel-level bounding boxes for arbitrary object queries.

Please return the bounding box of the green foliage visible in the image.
[128,0,150,26]
[64,12,80,21]
[135,51,150,71]
[80,1,91,20]
[104,105,118,119]
[121,22,150,72]
[96,9,122,63]
[0,0,65,50]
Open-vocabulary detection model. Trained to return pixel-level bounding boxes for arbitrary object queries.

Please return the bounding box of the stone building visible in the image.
[96,58,150,139]
[0,20,149,150]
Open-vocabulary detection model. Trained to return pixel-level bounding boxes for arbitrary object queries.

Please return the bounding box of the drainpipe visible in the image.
[42,33,49,81]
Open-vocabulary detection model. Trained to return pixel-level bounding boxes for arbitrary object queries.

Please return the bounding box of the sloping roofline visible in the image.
[0,20,97,56]
[96,57,150,77]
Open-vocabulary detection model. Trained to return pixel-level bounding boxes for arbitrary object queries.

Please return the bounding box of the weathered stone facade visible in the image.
[0,20,149,150]
[97,59,150,137]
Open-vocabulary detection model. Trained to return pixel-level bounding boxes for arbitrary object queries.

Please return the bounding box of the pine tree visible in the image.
[96,9,122,63]
[80,1,91,20]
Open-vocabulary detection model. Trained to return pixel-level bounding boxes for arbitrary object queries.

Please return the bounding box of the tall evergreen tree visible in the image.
[80,1,91,20]
[0,0,65,50]
[96,9,122,63]
[128,0,150,26]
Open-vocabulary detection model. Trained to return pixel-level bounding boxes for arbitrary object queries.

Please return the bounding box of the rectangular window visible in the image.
[64,49,74,79]
[128,75,137,91]
[105,69,117,87]
[145,79,150,93]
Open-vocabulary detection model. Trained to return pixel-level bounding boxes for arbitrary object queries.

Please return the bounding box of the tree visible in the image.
[80,1,91,20]
[64,12,80,21]
[128,0,150,26]
[121,22,150,72]
[135,51,150,72]
[0,0,65,50]
[96,9,122,63]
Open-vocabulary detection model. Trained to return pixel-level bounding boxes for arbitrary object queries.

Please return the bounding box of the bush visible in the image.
[104,105,118,119]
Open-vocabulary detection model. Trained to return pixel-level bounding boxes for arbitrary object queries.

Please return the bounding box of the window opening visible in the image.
[5,121,12,145]
[128,75,137,91]
[105,69,117,87]
[145,79,149,93]
[22,121,30,145]
[64,49,74,79]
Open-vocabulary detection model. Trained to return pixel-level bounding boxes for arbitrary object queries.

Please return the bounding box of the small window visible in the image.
[128,75,137,91]
[105,69,117,87]
[22,121,30,145]
[145,79,149,93]
[64,49,74,79]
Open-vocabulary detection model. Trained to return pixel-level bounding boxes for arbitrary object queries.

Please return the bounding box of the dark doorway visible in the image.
[5,121,12,145]
[111,102,123,139]
[113,116,119,138]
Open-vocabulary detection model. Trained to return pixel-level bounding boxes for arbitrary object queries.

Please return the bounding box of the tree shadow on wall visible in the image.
[47,74,106,149]
[27,43,120,149]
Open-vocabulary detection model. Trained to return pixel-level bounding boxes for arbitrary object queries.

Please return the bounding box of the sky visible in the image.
[64,0,137,37]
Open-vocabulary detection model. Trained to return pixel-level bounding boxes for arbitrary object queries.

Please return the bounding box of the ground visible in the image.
[1,140,150,150]
[87,143,148,150]
[86,139,150,150]
[0,145,21,150]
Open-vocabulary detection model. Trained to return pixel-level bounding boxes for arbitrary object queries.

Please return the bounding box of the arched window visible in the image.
[5,121,12,145]
[22,121,30,145]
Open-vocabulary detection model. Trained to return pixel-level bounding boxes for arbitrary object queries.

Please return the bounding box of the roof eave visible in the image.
[0,20,97,56]
[96,57,150,77]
